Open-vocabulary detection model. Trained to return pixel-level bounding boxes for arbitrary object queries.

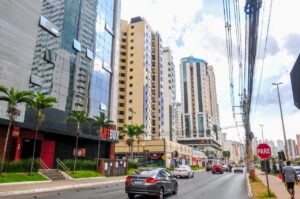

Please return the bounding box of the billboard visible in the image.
[290,53,300,109]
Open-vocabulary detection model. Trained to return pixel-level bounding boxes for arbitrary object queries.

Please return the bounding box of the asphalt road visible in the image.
[8,171,251,199]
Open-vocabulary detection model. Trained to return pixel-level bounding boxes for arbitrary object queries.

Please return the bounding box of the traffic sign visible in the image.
[161,154,166,161]
[257,143,272,160]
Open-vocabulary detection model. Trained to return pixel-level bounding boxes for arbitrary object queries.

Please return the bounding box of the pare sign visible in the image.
[256,143,272,160]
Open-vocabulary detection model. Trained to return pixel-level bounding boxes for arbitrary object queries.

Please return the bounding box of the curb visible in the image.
[0,179,125,197]
[0,180,51,186]
[246,172,253,198]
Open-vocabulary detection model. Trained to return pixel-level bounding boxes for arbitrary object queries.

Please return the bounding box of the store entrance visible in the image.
[20,139,41,159]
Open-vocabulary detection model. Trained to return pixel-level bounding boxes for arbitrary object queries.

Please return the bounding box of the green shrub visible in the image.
[167,166,175,171]
[191,165,205,170]
[0,159,39,173]
[61,159,96,171]
[127,168,136,175]
[128,161,138,169]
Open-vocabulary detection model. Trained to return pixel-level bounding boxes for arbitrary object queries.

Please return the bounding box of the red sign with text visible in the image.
[256,143,272,160]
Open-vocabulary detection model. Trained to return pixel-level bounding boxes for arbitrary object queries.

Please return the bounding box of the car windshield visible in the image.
[139,170,159,176]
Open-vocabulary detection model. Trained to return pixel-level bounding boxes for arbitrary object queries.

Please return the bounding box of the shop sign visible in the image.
[100,128,119,141]
[73,148,86,157]
[12,127,20,137]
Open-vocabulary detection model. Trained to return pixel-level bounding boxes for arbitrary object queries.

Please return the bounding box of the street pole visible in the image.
[272,82,289,161]
[265,160,271,197]
[259,124,264,142]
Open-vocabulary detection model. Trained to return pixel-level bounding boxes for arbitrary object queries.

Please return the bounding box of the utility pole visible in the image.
[259,124,264,142]
[272,82,289,161]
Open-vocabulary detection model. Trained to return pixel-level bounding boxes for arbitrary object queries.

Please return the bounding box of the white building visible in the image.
[178,56,221,153]
[287,139,297,160]
[161,47,176,141]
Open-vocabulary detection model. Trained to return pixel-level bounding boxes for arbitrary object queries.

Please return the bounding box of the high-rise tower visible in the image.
[178,56,221,152]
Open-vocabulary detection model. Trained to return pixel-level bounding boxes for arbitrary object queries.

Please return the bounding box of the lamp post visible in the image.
[129,108,136,125]
[272,82,289,161]
[259,124,264,142]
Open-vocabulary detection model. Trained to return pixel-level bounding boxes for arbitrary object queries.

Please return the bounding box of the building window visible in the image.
[129,84,133,87]
[129,100,133,103]
[119,95,125,99]
[119,103,125,107]
[128,116,132,120]
[130,68,133,72]
[119,80,125,84]
[129,91,133,95]
[131,32,134,36]
[121,38,126,42]
[118,119,124,123]
[131,39,134,43]
[121,66,126,70]
[118,111,124,115]
[120,59,126,63]
[119,88,125,92]
[129,76,133,79]
[130,46,134,50]
[131,25,134,29]
[130,53,134,57]
[120,73,126,77]
[121,52,126,56]
[121,32,127,36]
[130,61,134,64]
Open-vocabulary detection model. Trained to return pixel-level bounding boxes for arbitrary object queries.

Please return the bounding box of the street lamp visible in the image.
[272,82,289,160]
[259,124,264,142]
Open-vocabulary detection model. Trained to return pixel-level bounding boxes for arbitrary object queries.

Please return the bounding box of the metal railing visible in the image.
[56,158,70,171]
[37,158,50,170]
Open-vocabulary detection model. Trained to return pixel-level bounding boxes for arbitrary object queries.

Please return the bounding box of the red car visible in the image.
[212,165,223,174]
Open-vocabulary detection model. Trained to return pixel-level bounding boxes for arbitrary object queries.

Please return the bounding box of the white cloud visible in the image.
[121,0,300,143]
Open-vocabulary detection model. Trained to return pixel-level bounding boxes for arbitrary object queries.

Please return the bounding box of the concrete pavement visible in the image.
[256,169,300,199]
[0,176,126,197]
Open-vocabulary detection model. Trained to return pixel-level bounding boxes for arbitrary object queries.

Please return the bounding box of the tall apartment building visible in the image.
[116,17,163,139]
[287,139,297,160]
[174,102,183,140]
[0,0,42,121]
[30,0,120,119]
[161,47,176,141]
[277,140,285,151]
[178,56,221,152]
[296,134,300,155]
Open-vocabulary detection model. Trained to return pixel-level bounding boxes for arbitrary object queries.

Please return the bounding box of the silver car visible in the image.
[173,165,194,178]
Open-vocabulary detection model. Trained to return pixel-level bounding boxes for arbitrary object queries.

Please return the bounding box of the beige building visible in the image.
[115,139,193,166]
[117,17,163,139]
[296,134,300,155]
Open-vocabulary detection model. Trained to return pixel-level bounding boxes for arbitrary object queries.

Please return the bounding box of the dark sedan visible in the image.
[125,168,178,199]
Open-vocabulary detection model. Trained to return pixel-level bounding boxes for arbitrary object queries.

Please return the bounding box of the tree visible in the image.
[92,112,114,170]
[0,85,32,175]
[67,110,92,172]
[134,125,145,157]
[222,151,231,164]
[28,92,57,175]
[120,124,137,161]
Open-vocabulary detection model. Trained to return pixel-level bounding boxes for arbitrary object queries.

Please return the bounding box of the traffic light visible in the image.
[278,151,286,161]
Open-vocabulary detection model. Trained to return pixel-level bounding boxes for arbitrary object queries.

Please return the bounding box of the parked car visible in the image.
[222,164,229,172]
[173,165,194,178]
[291,166,300,181]
[234,165,244,173]
[206,161,213,171]
[125,168,178,199]
[212,164,223,174]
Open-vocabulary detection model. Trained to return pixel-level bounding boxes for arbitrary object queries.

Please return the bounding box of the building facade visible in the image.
[0,0,42,122]
[116,17,163,139]
[296,134,300,155]
[161,47,176,141]
[287,139,297,160]
[174,102,183,140]
[178,56,221,152]
[0,0,121,167]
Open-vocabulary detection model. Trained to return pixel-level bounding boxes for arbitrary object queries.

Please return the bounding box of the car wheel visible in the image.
[192,172,194,178]
[157,187,164,199]
[173,183,178,195]
[128,193,135,199]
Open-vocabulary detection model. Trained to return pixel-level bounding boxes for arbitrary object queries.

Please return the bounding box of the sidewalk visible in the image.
[0,176,126,197]
[256,169,300,199]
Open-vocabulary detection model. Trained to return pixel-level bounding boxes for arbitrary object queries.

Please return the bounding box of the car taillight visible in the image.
[145,177,158,184]
[126,177,133,183]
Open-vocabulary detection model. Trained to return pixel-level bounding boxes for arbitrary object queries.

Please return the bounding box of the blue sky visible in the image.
[121,0,300,144]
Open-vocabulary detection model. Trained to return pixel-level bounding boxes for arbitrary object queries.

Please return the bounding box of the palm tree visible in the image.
[135,125,145,157]
[67,110,91,172]
[0,85,32,175]
[92,112,114,170]
[222,151,231,164]
[28,92,57,175]
[121,124,137,161]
